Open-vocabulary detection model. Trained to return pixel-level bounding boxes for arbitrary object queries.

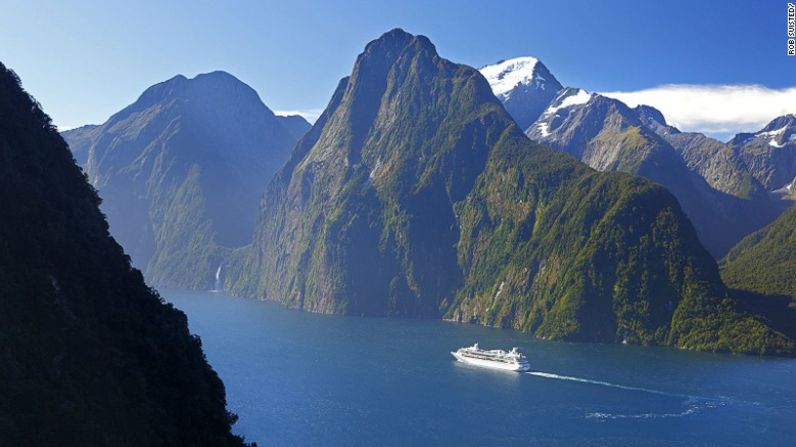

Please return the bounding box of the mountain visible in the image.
[276,114,312,141]
[479,57,563,130]
[721,204,796,303]
[636,105,767,199]
[526,89,784,256]
[62,71,307,289]
[730,114,796,190]
[0,63,247,446]
[720,203,796,341]
[228,29,793,355]
[526,89,675,173]
[60,124,98,165]
[485,64,785,257]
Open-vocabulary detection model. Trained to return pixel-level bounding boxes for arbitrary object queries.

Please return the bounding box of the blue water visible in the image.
[165,290,796,447]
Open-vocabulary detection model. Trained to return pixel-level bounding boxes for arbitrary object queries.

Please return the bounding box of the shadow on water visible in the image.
[730,288,796,339]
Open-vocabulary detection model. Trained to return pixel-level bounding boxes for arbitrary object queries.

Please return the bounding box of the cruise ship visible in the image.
[451,343,530,372]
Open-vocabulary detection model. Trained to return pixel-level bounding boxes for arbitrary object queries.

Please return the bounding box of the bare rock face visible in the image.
[636,105,766,200]
[730,114,796,191]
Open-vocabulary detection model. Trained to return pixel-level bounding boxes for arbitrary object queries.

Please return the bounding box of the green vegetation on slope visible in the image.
[231,29,793,355]
[0,63,248,446]
[526,95,784,258]
[721,204,796,304]
[146,164,233,289]
[451,130,792,354]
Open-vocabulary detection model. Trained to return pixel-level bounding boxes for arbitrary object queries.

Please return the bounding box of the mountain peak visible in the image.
[117,70,271,125]
[139,70,257,102]
[61,66,303,273]
[759,114,796,133]
[381,27,414,41]
[363,28,436,60]
[479,57,561,99]
[729,114,796,148]
[728,114,796,190]
[479,57,538,97]
[479,56,564,130]
[192,70,240,83]
[635,104,668,127]
[756,115,796,149]
[166,73,188,83]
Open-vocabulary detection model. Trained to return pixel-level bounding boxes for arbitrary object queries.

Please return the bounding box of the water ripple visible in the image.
[526,370,694,398]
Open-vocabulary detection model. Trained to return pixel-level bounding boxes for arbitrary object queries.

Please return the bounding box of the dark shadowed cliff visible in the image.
[0,63,249,446]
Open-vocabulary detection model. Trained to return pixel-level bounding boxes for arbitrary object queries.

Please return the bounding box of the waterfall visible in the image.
[212,264,223,292]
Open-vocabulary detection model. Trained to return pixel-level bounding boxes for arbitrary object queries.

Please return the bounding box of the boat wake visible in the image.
[585,398,727,420]
[526,370,734,420]
[526,371,691,398]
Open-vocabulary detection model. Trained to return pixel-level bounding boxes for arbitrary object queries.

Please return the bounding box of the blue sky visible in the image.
[1,0,794,137]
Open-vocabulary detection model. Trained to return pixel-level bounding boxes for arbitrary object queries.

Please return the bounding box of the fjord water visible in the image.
[165,290,796,447]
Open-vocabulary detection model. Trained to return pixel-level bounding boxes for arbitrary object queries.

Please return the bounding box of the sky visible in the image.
[1,0,795,139]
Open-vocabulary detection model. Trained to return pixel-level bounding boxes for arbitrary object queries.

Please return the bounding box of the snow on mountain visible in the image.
[543,88,593,115]
[756,121,796,149]
[730,115,796,190]
[770,139,785,148]
[536,122,550,137]
[529,88,595,137]
[758,125,788,137]
[479,57,541,98]
[479,57,564,130]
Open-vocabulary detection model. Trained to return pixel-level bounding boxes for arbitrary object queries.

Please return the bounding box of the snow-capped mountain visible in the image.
[480,57,545,97]
[487,57,787,257]
[528,90,676,174]
[730,114,796,190]
[529,87,594,138]
[479,57,563,130]
[731,114,796,148]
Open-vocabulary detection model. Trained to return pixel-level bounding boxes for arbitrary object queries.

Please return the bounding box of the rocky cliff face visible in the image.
[229,29,793,355]
[636,105,766,199]
[730,114,796,191]
[0,62,248,446]
[62,72,307,289]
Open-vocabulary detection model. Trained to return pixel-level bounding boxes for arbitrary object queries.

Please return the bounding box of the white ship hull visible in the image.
[451,351,529,372]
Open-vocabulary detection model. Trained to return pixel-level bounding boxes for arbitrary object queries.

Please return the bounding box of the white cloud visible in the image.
[601,84,796,140]
[274,109,323,124]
